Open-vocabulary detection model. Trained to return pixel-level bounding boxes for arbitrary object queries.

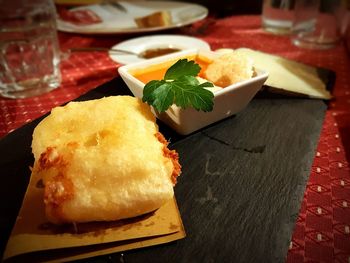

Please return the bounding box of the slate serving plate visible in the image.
[0,76,328,262]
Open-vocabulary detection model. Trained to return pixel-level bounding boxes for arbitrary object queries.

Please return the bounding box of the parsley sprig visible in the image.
[142,59,214,113]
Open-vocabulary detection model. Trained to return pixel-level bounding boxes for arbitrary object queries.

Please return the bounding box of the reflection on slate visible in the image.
[0,77,327,262]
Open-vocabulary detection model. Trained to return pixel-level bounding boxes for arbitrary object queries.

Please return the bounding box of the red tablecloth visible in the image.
[0,15,349,262]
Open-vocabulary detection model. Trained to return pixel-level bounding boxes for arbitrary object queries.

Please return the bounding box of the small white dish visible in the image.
[109,35,211,65]
[118,49,269,135]
[57,1,208,34]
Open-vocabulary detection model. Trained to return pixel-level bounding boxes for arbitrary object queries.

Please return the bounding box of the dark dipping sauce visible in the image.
[140,47,181,59]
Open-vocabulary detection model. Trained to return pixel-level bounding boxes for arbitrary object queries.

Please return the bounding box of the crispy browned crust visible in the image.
[37,146,75,223]
[155,132,181,185]
[44,173,74,222]
[38,147,64,171]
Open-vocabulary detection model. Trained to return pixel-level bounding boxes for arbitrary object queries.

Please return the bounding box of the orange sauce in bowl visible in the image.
[131,54,212,84]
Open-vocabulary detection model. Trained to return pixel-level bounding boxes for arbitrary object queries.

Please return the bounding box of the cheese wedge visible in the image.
[231,48,332,99]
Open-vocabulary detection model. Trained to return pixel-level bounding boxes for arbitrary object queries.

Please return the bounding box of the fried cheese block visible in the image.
[204,52,254,87]
[31,96,181,224]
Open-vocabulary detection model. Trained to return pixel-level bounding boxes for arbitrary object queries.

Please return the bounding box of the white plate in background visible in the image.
[109,35,211,64]
[57,1,208,34]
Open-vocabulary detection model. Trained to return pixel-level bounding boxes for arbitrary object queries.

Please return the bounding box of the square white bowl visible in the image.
[118,49,268,135]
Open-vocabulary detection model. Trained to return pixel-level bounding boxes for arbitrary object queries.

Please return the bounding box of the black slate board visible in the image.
[0,77,327,263]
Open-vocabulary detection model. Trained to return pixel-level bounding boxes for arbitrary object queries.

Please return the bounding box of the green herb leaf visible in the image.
[142,59,215,113]
[142,80,163,102]
[150,82,174,113]
[164,59,201,80]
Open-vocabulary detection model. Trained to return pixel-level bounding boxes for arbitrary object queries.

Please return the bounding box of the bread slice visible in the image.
[31,96,181,224]
[135,11,172,28]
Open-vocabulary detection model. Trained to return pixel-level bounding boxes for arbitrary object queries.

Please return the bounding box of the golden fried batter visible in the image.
[32,96,181,224]
[204,52,254,87]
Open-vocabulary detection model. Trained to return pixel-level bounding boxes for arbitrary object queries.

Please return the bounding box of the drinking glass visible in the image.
[0,0,61,99]
[291,0,347,49]
[262,0,296,34]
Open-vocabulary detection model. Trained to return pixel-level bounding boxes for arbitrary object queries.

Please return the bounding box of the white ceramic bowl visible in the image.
[118,49,269,135]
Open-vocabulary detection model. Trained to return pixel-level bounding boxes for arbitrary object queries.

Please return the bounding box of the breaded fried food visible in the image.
[204,52,254,87]
[31,96,181,224]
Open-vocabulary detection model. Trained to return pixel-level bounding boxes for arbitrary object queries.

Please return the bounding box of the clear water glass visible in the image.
[0,0,61,99]
[262,0,295,35]
[291,0,347,49]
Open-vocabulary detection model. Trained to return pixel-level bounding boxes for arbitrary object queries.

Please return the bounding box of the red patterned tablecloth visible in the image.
[0,15,349,262]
